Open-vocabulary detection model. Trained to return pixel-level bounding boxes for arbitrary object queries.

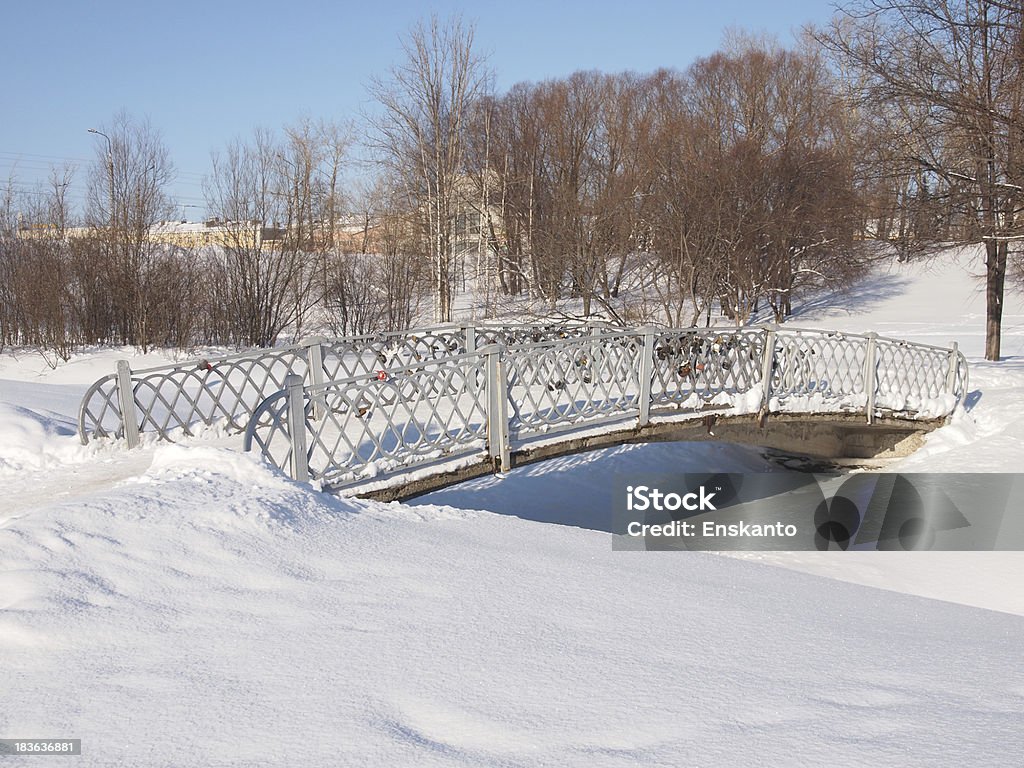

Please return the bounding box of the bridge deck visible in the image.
[351,410,943,502]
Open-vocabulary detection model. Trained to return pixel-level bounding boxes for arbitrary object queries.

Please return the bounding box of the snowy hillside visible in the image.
[2,247,1023,766]
[795,247,1024,473]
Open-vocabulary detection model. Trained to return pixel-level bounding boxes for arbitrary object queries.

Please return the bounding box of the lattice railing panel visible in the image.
[131,350,309,437]
[651,329,765,408]
[304,352,489,486]
[474,322,600,347]
[78,374,122,441]
[320,329,467,382]
[504,333,644,438]
[769,330,868,402]
[320,337,387,382]
[874,340,956,410]
[78,348,309,444]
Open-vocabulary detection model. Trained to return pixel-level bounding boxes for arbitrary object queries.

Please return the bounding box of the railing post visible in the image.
[302,336,326,420]
[484,344,510,472]
[116,360,141,449]
[759,325,777,418]
[285,373,309,483]
[465,326,480,397]
[945,341,960,395]
[638,328,656,426]
[863,332,879,425]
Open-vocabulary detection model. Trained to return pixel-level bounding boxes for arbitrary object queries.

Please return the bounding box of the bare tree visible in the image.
[643,41,862,326]
[367,14,491,322]
[482,72,643,317]
[206,129,306,347]
[321,176,426,335]
[85,112,177,349]
[820,0,1024,360]
[0,170,81,361]
[205,122,351,347]
[486,81,543,299]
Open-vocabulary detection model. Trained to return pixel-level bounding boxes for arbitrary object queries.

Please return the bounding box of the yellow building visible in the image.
[16,220,272,249]
[147,220,272,249]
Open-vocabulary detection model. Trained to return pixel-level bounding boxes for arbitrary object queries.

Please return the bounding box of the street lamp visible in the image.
[87,128,115,233]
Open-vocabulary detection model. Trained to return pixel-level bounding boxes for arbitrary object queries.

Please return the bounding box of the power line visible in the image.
[1,176,205,197]
[0,152,209,182]
[0,150,91,164]
[0,165,209,187]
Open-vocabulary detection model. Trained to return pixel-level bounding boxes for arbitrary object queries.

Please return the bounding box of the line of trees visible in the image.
[467,43,862,326]
[1,117,424,357]
[368,22,868,328]
[367,9,1024,359]
[3,4,1023,360]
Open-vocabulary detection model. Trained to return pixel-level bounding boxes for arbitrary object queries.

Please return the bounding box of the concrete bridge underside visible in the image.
[361,412,943,502]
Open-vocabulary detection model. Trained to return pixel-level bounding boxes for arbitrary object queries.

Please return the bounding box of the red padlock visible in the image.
[376,370,389,382]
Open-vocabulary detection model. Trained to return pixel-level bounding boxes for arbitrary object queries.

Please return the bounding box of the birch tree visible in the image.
[367,15,491,323]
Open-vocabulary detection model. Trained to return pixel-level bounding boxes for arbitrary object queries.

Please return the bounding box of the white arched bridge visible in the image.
[78,323,969,499]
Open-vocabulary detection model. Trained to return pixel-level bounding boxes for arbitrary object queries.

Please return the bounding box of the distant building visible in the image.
[16,219,274,249]
[147,220,272,249]
[14,202,502,258]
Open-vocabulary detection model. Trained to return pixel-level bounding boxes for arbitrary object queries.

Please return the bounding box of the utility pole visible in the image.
[88,126,128,344]
[87,128,115,235]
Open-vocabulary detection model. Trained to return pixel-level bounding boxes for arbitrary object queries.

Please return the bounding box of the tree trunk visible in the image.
[985,239,1006,361]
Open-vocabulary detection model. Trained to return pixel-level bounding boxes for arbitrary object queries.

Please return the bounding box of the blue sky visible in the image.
[2,0,838,218]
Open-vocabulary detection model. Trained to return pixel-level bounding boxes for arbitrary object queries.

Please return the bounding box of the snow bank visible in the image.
[138,443,292,489]
[3,480,1023,767]
[0,402,86,472]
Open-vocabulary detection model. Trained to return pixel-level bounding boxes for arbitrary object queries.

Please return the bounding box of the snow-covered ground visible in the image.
[2,247,1023,766]
[790,247,1024,473]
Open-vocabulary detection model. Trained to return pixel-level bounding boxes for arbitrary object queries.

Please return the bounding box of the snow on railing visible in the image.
[76,323,968,487]
[76,322,605,446]
[240,326,970,491]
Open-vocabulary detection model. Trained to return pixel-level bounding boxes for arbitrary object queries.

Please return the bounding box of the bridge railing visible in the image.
[242,326,970,491]
[245,349,495,487]
[77,321,607,447]
[650,328,767,410]
[764,328,969,422]
[503,331,647,441]
[77,346,312,448]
